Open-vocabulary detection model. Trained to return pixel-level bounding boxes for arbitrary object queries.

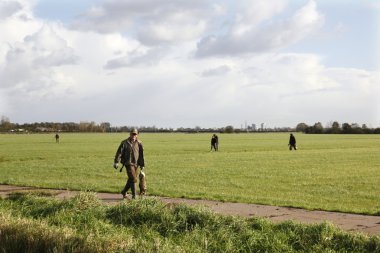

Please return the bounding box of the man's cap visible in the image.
[130,128,138,134]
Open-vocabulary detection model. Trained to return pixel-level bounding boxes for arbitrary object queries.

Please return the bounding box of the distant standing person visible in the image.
[55,133,59,143]
[288,133,297,150]
[211,134,219,151]
[114,129,145,199]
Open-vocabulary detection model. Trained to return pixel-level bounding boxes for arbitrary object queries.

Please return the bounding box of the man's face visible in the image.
[130,133,137,141]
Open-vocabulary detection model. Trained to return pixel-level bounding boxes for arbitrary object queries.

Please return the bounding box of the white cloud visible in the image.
[137,18,207,46]
[230,0,287,36]
[0,24,79,94]
[25,25,79,66]
[0,1,79,99]
[196,0,324,57]
[0,1,39,42]
[71,0,217,45]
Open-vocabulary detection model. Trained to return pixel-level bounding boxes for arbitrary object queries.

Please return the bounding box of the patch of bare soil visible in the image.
[1,184,379,235]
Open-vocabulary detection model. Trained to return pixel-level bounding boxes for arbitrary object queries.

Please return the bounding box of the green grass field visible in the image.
[0,133,379,215]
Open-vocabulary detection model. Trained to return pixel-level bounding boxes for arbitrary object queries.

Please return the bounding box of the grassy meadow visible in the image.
[0,133,379,215]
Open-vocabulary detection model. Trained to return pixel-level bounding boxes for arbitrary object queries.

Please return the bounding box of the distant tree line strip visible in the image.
[1,116,379,134]
[295,122,380,134]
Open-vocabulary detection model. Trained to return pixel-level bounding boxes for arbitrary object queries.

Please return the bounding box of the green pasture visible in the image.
[0,133,379,215]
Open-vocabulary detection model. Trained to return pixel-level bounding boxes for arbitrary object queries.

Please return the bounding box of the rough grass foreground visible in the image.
[0,192,379,253]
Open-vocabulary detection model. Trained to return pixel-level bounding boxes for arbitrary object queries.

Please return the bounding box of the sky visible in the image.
[0,0,379,128]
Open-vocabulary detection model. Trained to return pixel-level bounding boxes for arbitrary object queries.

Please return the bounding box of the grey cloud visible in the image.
[104,56,130,69]
[71,0,216,45]
[104,48,164,69]
[33,48,79,67]
[0,0,22,19]
[201,65,231,77]
[1,48,30,89]
[196,0,323,57]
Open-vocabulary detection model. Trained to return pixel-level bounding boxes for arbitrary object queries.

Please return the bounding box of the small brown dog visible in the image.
[139,171,146,195]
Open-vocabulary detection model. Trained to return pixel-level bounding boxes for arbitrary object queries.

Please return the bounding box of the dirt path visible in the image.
[1,184,379,235]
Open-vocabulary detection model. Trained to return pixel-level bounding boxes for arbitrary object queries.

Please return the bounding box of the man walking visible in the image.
[211,134,219,151]
[288,133,297,150]
[114,128,145,199]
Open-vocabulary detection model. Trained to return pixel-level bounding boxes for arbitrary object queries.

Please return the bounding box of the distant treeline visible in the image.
[1,116,379,134]
[296,122,380,134]
[0,116,291,133]
[0,120,267,133]
[0,119,112,133]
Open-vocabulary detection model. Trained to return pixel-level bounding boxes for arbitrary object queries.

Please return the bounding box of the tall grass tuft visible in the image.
[0,192,379,252]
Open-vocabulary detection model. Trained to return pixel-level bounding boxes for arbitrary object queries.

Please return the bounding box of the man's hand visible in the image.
[113,163,118,169]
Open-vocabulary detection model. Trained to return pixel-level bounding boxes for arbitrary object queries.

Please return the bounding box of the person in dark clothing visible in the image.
[211,134,219,151]
[114,128,145,199]
[288,133,297,150]
[55,133,59,143]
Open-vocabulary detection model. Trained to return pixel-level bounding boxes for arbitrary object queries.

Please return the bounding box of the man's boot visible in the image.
[121,182,130,198]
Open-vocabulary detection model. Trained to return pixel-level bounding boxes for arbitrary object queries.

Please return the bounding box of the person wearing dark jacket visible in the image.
[211,134,219,151]
[289,133,297,150]
[114,128,145,199]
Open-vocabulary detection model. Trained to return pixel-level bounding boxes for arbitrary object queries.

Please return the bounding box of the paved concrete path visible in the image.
[1,185,379,235]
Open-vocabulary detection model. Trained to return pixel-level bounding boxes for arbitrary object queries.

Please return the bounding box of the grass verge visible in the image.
[0,192,379,252]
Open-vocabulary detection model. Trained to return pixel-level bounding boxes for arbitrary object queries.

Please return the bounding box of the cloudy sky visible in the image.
[0,0,379,128]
